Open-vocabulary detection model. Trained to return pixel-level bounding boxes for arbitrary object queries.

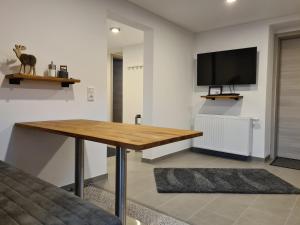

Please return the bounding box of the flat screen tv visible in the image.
[197,47,257,86]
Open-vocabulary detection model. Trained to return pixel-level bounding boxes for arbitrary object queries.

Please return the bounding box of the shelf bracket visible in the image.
[61,82,74,87]
[8,78,22,85]
[61,82,69,88]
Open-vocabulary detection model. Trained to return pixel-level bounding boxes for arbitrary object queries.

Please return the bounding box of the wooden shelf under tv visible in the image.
[5,73,80,87]
[201,95,243,101]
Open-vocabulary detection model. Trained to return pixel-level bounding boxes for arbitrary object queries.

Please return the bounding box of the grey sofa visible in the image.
[0,160,121,225]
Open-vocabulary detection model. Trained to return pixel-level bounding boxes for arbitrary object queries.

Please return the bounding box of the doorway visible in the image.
[106,19,144,157]
[275,34,300,160]
[107,19,144,125]
[112,56,123,123]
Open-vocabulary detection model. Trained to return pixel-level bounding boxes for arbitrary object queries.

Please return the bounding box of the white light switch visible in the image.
[87,87,95,102]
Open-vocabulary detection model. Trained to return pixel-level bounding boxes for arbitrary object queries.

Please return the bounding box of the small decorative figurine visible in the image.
[13,44,37,75]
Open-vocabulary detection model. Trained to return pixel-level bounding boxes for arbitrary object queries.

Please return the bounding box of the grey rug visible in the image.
[154,168,300,194]
[271,157,300,170]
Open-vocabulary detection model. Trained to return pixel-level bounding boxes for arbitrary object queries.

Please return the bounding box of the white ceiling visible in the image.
[107,19,144,51]
[128,0,300,32]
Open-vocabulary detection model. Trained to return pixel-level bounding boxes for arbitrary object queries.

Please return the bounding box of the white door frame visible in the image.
[106,12,154,125]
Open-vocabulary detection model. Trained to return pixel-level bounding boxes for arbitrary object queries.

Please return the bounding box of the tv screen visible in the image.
[197,53,214,85]
[197,47,257,86]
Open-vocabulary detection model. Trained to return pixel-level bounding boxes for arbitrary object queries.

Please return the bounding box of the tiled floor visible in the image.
[85,186,189,225]
[93,150,300,225]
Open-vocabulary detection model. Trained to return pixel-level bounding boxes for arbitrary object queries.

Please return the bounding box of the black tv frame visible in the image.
[197,47,257,86]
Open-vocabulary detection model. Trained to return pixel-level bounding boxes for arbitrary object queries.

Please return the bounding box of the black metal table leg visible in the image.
[75,138,84,198]
[115,146,127,224]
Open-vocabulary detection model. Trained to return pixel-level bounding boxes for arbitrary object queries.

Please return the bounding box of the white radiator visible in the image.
[193,114,253,156]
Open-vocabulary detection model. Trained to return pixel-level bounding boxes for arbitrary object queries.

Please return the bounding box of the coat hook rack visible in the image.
[127,65,143,70]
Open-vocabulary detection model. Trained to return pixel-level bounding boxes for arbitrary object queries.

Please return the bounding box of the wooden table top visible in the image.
[16,120,202,150]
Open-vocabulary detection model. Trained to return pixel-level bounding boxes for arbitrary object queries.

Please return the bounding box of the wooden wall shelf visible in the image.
[201,95,243,101]
[5,73,80,87]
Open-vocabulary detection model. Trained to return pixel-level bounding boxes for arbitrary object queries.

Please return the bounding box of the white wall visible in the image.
[142,26,195,160]
[193,22,270,158]
[106,1,195,160]
[0,0,195,185]
[0,0,109,186]
[193,15,300,158]
[123,44,144,124]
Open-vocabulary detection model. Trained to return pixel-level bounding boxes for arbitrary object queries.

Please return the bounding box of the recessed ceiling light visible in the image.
[226,0,237,4]
[110,27,120,34]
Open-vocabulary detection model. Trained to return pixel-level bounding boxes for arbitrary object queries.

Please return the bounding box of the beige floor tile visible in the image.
[285,196,300,225]
[127,179,156,197]
[157,194,214,220]
[188,209,235,225]
[236,208,287,225]
[249,195,297,218]
[205,157,264,169]
[233,217,260,225]
[154,152,218,168]
[286,212,300,225]
[203,194,257,220]
[94,150,300,225]
[130,188,178,209]
[294,196,300,210]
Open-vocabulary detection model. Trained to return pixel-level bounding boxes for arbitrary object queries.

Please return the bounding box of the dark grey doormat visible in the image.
[271,157,300,170]
[154,168,300,194]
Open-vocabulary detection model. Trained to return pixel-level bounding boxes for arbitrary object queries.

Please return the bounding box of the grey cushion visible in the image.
[0,161,121,225]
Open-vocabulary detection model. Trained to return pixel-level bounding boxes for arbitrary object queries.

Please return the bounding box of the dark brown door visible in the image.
[112,58,123,123]
[277,37,300,160]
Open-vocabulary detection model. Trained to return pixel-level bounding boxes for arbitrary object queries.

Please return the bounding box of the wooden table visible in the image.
[16,119,202,224]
